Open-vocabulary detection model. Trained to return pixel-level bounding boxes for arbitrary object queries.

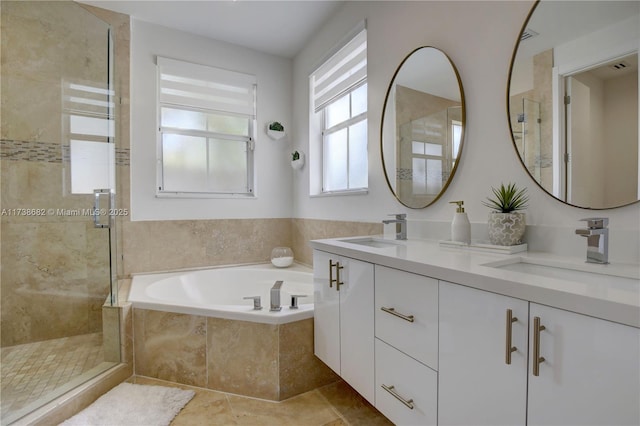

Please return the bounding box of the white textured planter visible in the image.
[487,212,526,246]
[291,152,305,170]
[267,129,285,140]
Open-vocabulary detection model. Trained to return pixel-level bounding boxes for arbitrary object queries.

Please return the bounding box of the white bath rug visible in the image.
[59,382,195,426]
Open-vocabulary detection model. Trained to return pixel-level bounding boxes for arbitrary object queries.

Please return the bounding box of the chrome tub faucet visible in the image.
[383,213,407,240]
[270,280,283,311]
[575,218,609,264]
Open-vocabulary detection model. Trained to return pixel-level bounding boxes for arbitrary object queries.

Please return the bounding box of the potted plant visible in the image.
[267,121,285,140]
[291,150,304,170]
[482,182,529,246]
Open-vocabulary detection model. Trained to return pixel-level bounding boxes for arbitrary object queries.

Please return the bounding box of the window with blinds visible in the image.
[310,27,368,193]
[156,57,256,196]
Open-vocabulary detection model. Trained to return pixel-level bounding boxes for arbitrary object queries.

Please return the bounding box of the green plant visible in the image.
[291,151,300,161]
[269,121,284,131]
[482,182,529,213]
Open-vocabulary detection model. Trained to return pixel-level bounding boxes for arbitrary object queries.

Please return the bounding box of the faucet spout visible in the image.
[382,213,407,240]
[270,280,283,311]
[575,218,609,264]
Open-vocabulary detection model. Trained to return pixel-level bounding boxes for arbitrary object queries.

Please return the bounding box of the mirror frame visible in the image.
[507,0,639,210]
[380,46,466,209]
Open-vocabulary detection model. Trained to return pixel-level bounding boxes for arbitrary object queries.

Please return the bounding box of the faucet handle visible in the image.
[243,296,262,310]
[580,218,609,229]
[388,213,406,220]
[289,294,308,309]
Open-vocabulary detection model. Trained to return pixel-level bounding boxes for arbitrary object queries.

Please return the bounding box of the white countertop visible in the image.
[310,236,640,328]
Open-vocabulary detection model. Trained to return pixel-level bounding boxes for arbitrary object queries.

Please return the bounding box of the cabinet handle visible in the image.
[329,260,337,288]
[381,306,415,323]
[336,262,344,291]
[505,309,518,365]
[532,316,546,376]
[381,384,414,410]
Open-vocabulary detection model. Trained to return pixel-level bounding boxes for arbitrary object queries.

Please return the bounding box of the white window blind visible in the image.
[157,56,256,117]
[311,28,367,113]
[156,57,256,197]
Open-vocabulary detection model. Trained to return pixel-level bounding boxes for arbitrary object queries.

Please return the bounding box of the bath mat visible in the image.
[59,382,195,426]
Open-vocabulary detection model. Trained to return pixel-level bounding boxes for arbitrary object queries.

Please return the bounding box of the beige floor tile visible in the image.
[131,376,237,426]
[0,332,104,418]
[227,389,341,426]
[317,381,392,426]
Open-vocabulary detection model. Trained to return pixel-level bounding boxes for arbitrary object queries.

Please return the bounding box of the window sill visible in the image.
[156,191,256,199]
[310,188,368,198]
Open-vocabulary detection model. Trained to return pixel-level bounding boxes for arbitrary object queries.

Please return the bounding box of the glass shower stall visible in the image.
[1,1,120,423]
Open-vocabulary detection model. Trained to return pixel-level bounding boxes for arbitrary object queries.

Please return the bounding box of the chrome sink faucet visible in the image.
[383,213,407,240]
[575,218,609,264]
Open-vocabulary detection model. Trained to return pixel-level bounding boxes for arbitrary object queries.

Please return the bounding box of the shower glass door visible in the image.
[1,2,120,422]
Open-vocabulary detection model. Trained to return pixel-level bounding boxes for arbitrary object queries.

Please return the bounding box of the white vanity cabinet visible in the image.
[374,266,438,425]
[439,281,528,425]
[439,280,640,426]
[527,302,640,426]
[312,249,375,404]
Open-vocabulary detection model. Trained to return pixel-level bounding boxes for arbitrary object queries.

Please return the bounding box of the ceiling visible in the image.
[79,0,344,58]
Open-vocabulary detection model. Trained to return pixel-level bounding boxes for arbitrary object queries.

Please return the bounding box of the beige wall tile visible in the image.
[279,318,339,400]
[133,309,207,387]
[292,218,382,266]
[122,218,292,274]
[207,317,279,400]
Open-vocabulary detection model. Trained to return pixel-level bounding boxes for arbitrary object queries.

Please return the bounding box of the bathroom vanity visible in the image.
[310,237,640,425]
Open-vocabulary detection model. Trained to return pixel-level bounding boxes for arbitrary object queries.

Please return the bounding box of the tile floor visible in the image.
[129,376,393,426]
[0,332,105,419]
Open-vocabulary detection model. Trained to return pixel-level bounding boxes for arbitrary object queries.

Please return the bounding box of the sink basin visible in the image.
[483,258,639,289]
[338,237,403,249]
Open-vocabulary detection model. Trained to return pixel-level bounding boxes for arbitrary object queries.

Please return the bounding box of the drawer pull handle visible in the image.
[381,384,414,410]
[532,316,546,376]
[381,306,414,323]
[505,309,518,365]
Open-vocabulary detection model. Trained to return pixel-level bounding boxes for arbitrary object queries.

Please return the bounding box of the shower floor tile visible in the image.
[0,332,104,419]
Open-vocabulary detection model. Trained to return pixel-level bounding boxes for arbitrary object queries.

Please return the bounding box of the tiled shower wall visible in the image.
[0,2,131,347]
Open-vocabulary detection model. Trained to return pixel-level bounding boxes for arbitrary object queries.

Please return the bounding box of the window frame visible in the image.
[309,25,368,197]
[320,81,368,193]
[155,58,257,199]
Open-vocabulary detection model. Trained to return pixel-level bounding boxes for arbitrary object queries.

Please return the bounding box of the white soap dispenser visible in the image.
[449,200,471,244]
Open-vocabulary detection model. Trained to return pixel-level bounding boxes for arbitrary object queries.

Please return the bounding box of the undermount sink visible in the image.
[483,258,639,289]
[338,237,403,249]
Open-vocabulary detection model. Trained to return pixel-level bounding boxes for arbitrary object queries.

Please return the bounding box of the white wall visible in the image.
[292,1,640,238]
[130,19,293,220]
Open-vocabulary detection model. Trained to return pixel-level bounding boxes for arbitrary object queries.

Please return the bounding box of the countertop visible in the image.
[309,236,640,328]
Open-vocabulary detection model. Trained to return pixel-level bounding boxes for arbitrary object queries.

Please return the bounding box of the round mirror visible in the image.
[381,46,465,209]
[508,1,639,209]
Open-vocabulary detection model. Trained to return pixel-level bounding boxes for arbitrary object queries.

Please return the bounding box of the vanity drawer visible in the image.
[375,338,437,426]
[375,265,438,368]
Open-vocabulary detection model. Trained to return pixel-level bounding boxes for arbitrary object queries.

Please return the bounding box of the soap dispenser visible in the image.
[449,201,471,244]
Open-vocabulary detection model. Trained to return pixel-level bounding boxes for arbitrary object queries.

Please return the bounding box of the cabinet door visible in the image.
[313,250,340,374]
[340,256,375,405]
[528,303,640,426]
[375,265,438,368]
[439,281,528,426]
[375,338,437,426]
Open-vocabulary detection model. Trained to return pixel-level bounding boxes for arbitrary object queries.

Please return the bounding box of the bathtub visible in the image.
[129,263,313,325]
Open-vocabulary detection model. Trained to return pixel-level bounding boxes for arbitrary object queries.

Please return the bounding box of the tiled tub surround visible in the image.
[133,311,338,401]
[130,263,338,400]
